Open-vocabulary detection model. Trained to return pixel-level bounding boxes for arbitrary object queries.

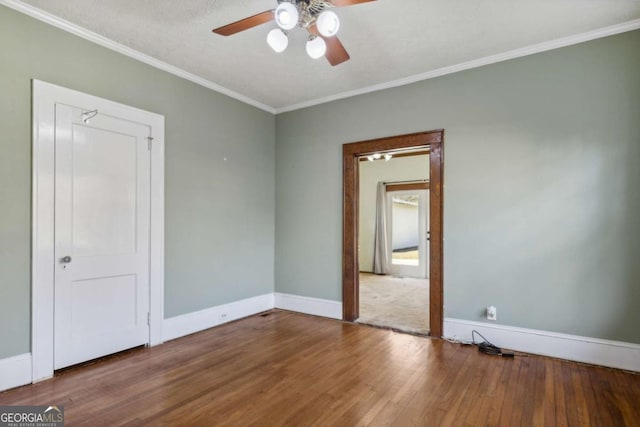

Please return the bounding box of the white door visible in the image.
[54,104,151,369]
[387,189,429,278]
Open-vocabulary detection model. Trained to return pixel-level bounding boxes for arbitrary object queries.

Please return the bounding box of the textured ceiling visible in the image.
[19,0,640,110]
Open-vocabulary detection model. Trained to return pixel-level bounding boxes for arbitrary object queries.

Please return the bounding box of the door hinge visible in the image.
[147,136,154,151]
[147,312,150,326]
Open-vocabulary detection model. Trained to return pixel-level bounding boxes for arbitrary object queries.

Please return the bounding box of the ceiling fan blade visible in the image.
[323,36,350,66]
[212,10,274,36]
[310,24,350,66]
[328,0,376,7]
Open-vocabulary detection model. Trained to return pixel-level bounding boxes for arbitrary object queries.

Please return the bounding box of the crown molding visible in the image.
[0,0,276,114]
[3,0,639,116]
[275,18,640,114]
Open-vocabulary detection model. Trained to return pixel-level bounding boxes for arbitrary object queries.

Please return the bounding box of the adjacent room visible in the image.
[1,0,639,425]
[357,151,431,335]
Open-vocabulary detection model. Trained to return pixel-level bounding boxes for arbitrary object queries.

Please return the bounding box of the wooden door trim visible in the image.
[386,182,430,192]
[342,130,444,337]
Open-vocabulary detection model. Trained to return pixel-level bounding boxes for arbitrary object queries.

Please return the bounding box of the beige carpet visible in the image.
[357,273,429,335]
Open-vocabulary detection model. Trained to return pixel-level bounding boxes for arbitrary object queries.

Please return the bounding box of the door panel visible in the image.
[54,104,150,369]
[72,126,138,257]
[70,275,138,334]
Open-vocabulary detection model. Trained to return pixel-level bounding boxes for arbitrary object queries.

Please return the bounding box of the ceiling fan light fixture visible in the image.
[267,28,288,52]
[306,36,327,59]
[275,2,299,31]
[316,10,340,37]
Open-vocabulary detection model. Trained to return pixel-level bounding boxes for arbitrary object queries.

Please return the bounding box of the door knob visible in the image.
[61,256,72,263]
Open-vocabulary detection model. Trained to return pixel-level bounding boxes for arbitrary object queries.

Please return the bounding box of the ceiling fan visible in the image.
[212,0,377,66]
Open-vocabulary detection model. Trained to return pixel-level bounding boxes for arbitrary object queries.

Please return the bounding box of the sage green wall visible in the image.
[275,30,640,343]
[0,6,275,359]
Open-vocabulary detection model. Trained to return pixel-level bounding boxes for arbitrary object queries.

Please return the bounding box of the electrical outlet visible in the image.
[486,306,497,321]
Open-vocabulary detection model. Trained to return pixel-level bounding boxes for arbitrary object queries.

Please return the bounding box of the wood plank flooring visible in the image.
[1,310,639,426]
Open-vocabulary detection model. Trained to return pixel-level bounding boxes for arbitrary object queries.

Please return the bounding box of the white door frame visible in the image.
[31,80,165,382]
[387,189,428,278]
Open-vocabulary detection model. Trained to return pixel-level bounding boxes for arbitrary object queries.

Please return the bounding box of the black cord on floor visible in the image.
[471,330,514,358]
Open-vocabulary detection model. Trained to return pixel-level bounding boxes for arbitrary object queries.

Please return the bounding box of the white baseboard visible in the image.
[162,293,274,342]
[444,318,640,372]
[0,353,32,392]
[274,292,342,319]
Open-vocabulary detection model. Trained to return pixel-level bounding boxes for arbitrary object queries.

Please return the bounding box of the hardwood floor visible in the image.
[1,310,639,426]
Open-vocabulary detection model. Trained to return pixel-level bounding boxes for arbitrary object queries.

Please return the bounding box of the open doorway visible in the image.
[388,186,429,279]
[342,130,444,337]
[357,152,430,334]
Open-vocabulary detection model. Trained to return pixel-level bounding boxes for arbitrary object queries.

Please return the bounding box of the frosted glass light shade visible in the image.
[306,36,326,59]
[267,28,288,53]
[316,10,340,37]
[275,2,299,31]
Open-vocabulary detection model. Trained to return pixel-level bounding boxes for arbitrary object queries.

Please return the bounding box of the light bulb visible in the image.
[367,155,374,162]
[267,28,288,53]
[306,36,326,59]
[384,154,392,161]
[275,2,299,31]
[372,153,382,159]
[316,10,340,37]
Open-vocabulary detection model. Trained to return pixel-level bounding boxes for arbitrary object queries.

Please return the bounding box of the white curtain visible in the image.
[373,181,390,275]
